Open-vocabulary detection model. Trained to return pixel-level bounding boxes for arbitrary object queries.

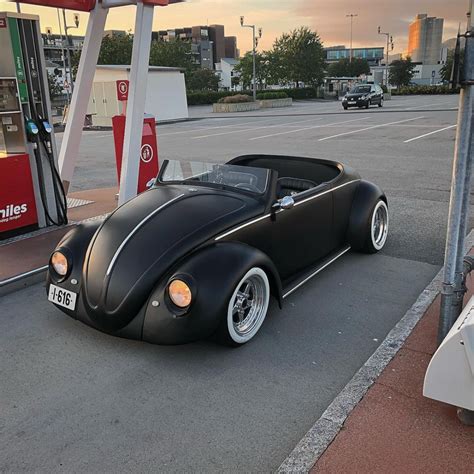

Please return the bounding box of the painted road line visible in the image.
[192,117,323,139]
[404,101,454,110]
[318,116,425,141]
[159,121,255,137]
[403,124,457,143]
[249,117,371,141]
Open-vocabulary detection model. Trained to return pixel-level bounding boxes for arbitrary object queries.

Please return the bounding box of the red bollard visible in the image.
[112,114,159,195]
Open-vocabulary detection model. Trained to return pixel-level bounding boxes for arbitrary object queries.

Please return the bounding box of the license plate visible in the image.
[48,284,77,310]
[348,101,356,104]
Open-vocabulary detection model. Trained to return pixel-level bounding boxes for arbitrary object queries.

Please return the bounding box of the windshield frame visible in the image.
[156,159,271,196]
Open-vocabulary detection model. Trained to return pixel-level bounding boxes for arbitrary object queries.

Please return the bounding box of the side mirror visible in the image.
[278,195,295,210]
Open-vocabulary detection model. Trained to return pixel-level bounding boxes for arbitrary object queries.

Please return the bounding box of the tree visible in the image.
[327,58,370,78]
[149,39,195,74]
[186,68,219,91]
[47,71,63,98]
[440,48,464,83]
[272,27,325,87]
[70,33,195,75]
[389,57,416,88]
[98,33,134,65]
[234,51,273,89]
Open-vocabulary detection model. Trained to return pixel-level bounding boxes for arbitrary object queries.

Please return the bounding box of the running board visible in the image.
[282,245,351,299]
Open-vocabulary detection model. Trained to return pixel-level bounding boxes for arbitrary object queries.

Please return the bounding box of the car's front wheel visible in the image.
[217,267,270,346]
[365,100,370,109]
[362,200,389,253]
[378,98,384,107]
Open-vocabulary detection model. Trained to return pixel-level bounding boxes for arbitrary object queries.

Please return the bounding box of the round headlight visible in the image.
[51,251,68,276]
[168,279,192,308]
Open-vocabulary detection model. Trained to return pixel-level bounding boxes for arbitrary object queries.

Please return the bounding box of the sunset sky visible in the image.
[1,0,467,54]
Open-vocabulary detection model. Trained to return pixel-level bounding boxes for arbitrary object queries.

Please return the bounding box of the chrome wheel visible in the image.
[227,268,270,344]
[371,201,389,250]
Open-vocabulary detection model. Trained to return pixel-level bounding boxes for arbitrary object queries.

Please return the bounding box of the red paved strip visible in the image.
[0,188,117,281]
[313,294,474,473]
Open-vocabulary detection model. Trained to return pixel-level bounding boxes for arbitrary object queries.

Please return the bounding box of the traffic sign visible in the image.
[116,80,129,101]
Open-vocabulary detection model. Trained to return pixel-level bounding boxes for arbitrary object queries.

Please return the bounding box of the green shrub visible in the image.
[256,91,288,100]
[391,85,460,95]
[218,94,253,104]
[186,87,321,105]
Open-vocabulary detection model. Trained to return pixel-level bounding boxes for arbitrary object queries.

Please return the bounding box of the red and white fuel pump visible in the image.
[112,80,159,194]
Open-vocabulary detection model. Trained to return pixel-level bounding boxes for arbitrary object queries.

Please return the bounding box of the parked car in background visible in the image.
[342,84,384,110]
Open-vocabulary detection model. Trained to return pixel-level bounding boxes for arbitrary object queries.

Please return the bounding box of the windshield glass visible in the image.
[160,160,269,194]
[350,85,371,93]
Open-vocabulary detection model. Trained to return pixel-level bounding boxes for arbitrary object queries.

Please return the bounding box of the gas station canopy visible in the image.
[15,0,183,12]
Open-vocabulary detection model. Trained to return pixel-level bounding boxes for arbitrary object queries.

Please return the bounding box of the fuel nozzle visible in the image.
[37,114,53,153]
[25,117,39,145]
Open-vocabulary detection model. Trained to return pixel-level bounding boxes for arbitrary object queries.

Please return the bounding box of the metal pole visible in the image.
[118,1,154,205]
[252,25,256,100]
[438,16,474,343]
[16,2,21,13]
[59,4,109,192]
[350,17,353,63]
[386,35,389,86]
[62,9,74,94]
[57,8,70,106]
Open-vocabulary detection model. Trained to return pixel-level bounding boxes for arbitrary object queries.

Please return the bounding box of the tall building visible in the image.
[224,36,238,59]
[407,14,444,64]
[208,24,225,64]
[154,27,214,69]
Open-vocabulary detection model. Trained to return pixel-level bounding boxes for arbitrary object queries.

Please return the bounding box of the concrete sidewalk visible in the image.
[311,282,474,472]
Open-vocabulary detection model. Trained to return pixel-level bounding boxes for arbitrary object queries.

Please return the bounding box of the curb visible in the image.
[278,229,474,473]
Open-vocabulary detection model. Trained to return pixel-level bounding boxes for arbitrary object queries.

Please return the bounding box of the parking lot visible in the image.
[0,95,464,472]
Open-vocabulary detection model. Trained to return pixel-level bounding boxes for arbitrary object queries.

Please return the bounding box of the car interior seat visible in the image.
[276,177,317,198]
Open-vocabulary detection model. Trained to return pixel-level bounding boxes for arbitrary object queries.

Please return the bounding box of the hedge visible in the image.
[391,85,460,95]
[187,87,318,105]
[256,91,288,100]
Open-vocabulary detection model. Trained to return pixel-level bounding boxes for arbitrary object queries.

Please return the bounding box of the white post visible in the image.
[58,3,109,193]
[118,1,154,205]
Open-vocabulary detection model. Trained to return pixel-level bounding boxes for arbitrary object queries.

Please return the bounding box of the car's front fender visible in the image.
[142,242,282,345]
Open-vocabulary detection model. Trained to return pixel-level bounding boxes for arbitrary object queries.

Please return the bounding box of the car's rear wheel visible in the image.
[217,267,270,346]
[362,200,389,253]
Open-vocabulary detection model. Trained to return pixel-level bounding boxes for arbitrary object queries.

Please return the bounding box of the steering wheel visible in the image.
[235,183,261,193]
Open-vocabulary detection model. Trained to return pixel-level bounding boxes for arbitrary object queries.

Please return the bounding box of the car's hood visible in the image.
[82,185,263,321]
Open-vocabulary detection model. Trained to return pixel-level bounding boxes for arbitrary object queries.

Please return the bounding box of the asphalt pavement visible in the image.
[62,94,461,266]
[0,253,437,472]
[0,94,463,472]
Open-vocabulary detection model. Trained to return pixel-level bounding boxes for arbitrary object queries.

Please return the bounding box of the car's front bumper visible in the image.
[343,98,368,108]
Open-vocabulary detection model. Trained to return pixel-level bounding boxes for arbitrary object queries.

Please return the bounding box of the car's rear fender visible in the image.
[346,180,387,250]
[142,242,282,345]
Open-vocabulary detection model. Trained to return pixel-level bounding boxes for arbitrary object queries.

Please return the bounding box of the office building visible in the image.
[208,24,225,64]
[407,14,444,64]
[225,36,238,59]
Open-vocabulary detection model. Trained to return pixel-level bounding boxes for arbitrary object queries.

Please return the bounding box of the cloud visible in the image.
[295,0,467,52]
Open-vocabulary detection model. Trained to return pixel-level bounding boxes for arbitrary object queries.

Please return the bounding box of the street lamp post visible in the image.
[62,9,80,95]
[346,13,358,63]
[240,16,262,101]
[378,26,394,86]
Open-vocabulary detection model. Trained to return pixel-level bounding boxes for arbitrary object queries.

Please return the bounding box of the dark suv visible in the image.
[342,84,384,110]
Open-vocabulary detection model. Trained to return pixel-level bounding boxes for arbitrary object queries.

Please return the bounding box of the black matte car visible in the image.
[342,84,384,110]
[47,155,389,346]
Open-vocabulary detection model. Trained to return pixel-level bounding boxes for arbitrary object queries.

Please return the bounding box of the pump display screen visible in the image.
[0,79,21,113]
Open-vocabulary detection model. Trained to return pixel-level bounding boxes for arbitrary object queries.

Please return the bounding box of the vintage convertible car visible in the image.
[46,155,388,346]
